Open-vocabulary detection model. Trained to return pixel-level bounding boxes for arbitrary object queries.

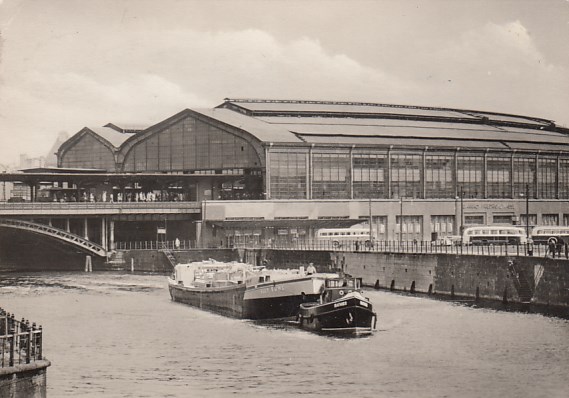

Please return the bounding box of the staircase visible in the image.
[507,260,533,303]
[107,251,125,265]
[160,244,177,268]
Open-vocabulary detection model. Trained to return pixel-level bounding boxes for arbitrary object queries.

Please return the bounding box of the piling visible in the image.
[84,255,92,272]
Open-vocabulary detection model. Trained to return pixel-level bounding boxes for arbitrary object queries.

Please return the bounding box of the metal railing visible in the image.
[0,201,200,211]
[114,239,566,258]
[0,308,43,368]
[116,240,200,250]
[256,240,554,257]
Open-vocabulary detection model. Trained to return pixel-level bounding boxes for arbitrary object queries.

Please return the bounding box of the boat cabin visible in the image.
[321,277,362,303]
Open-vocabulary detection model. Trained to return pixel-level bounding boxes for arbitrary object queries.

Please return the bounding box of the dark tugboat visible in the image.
[297,276,377,336]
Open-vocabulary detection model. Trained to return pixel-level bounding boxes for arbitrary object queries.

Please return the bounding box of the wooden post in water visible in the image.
[85,255,92,272]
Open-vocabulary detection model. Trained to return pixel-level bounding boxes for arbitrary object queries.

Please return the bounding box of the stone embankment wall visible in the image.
[0,361,50,398]
[106,249,240,273]
[262,249,569,309]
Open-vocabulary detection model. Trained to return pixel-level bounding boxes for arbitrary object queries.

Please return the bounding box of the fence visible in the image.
[116,240,200,250]
[0,308,43,368]
[114,239,565,258]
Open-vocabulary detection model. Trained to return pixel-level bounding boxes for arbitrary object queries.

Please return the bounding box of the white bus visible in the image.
[462,226,528,245]
[316,227,376,248]
[530,226,569,246]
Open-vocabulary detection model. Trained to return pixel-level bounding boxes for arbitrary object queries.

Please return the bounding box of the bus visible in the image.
[462,226,528,245]
[316,227,376,248]
[530,226,569,246]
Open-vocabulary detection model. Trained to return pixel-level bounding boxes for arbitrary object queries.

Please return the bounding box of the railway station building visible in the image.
[6,98,569,247]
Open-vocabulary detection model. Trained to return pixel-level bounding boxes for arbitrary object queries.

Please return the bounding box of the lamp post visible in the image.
[369,197,373,245]
[399,197,404,245]
[525,183,530,246]
[519,184,531,255]
[460,186,464,243]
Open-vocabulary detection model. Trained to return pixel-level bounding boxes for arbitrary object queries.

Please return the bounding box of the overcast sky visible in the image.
[1,0,568,165]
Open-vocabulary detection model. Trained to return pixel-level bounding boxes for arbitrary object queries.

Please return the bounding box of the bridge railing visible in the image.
[0,201,200,211]
[0,308,43,368]
[116,240,200,250]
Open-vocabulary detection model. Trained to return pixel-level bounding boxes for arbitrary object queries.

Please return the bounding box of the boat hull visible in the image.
[244,276,325,320]
[299,296,376,335]
[168,281,246,318]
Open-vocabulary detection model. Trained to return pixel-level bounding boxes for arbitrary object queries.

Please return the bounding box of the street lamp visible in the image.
[399,196,404,245]
[525,183,530,248]
[460,186,464,243]
[519,184,530,255]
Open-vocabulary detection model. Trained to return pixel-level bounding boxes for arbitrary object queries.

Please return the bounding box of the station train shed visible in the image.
[3,98,569,247]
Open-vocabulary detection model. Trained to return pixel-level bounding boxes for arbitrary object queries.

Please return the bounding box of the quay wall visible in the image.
[0,361,51,398]
[106,249,240,273]
[260,249,569,308]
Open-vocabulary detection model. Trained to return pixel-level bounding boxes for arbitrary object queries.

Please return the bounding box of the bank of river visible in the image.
[1,272,568,397]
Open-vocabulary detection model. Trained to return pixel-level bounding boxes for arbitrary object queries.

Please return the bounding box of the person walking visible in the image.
[548,239,556,259]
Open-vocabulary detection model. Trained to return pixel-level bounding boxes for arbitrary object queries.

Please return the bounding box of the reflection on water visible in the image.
[1,271,568,398]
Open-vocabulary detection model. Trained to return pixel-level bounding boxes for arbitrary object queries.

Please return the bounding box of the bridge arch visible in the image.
[0,219,107,258]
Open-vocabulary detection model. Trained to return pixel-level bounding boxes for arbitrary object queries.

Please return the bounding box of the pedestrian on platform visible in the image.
[548,239,556,259]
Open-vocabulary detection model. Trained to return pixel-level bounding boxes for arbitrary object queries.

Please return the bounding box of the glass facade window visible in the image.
[371,216,388,240]
[396,215,423,242]
[513,156,536,199]
[123,118,260,172]
[270,152,307,199]
[542,214,559,226]
[457,156,483,198]
[560,159,569,199]
[486,156,511,198]
[353,154,387,199]
[563,214,569,226]
[520,214,537,228]
[391,154,422,199]
[430,215,454,237]
[61,134,116,171]
[312,153,350,199]
[425,155,454,198]
[538,158,557,199]
[465,215,484,225]
[492,214,513,224]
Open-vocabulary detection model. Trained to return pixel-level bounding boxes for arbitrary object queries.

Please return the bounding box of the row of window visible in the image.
[270,151,569,200]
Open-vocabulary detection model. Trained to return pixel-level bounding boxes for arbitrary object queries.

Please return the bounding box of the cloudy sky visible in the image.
[0,0,568,165]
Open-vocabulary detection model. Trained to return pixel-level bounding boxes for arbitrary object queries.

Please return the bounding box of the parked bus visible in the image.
[462,226,528,245]
[530,226,569,246]
[316,227,376,248]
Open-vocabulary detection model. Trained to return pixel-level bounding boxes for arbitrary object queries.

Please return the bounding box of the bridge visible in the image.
[0,201,203,255]
[0,219,108,257]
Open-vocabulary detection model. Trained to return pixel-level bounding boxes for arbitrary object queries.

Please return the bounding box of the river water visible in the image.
[1,271,568,398]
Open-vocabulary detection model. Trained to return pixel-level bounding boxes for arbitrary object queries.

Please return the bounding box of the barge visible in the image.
[168,260,339,320]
